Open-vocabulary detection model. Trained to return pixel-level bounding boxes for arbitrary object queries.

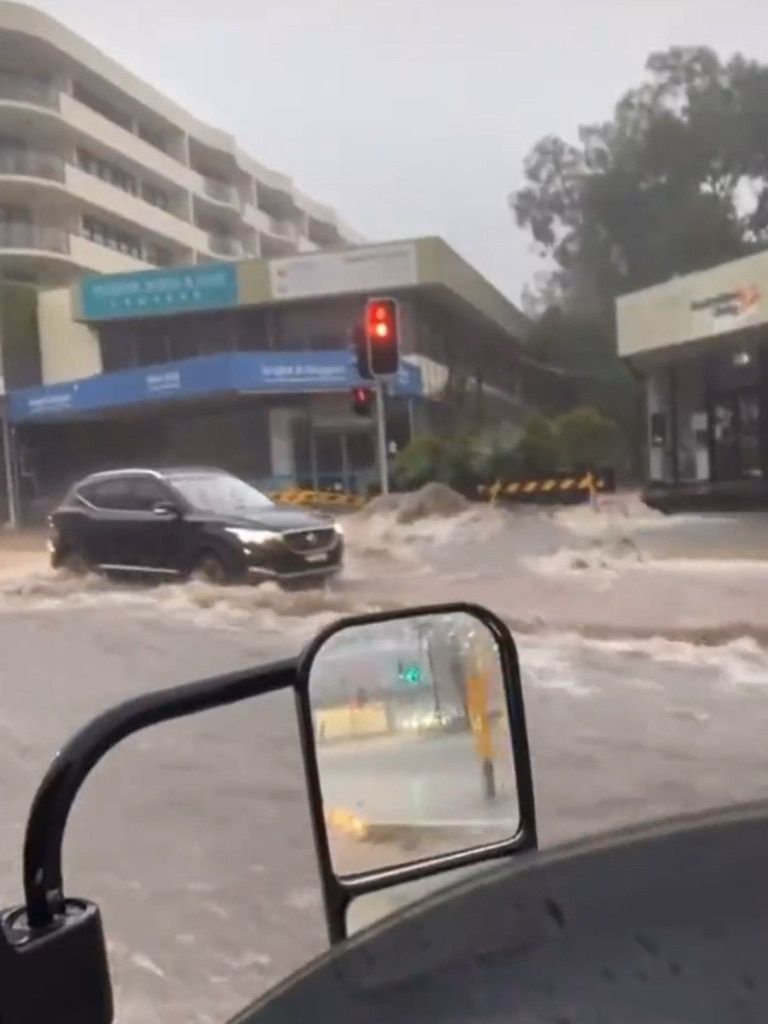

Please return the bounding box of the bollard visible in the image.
[466,671,497,802]
[482,756,497,800]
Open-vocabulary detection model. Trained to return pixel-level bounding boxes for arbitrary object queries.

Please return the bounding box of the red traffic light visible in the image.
[366,300,394,340]
[350,386,373,417]
[364,297,400,376]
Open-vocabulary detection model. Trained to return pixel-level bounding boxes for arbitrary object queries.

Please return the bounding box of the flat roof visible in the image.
[617,249,768,358]
[72,237,530,341]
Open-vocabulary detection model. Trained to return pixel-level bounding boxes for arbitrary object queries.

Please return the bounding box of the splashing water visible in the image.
[1,494,767,649]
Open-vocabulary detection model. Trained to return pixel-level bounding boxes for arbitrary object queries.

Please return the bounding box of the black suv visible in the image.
[48,467,345,586]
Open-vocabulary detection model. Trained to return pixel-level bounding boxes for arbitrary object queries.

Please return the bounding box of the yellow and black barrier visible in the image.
[478,471,611,505]
[266,488,366,509]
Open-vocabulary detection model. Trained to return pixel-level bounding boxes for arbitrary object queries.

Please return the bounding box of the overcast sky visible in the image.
[29,0,768,302]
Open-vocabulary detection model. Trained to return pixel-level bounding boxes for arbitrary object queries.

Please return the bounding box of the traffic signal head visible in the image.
[350,386,373,417]
[364,297,400,377]
[349,323,372,380]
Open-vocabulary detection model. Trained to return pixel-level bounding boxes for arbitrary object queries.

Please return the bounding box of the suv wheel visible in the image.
[60,550,90,577]
[192,552,229,586]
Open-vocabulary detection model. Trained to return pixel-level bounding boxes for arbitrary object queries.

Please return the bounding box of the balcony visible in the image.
[0,72,60,110]
[0,148,65,182]
[266,215,298,239]
[0,222,69,253]
[201,176,238,206]
[207,232,242,257]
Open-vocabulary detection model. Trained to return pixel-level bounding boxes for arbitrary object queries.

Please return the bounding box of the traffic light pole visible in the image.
[374,380,390,495]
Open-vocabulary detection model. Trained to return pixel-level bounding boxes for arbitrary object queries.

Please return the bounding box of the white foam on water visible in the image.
[1,495,767,652]
[519,631,768,692]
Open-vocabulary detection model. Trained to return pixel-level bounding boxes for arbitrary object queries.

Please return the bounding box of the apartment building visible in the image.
[0,2,365,287]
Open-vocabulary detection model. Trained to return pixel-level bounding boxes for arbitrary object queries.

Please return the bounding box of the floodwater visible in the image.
[1,495,768,1023]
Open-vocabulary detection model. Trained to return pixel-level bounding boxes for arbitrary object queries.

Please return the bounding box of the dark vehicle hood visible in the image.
[196,507,335,532]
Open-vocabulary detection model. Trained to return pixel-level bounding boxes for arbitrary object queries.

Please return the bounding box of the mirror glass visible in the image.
[309,611,520,878]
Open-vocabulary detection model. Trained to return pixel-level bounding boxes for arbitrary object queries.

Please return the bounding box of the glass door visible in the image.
[711,388,762,481]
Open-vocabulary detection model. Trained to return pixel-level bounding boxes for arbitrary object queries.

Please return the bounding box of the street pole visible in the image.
[0,402,14,528]
[374,380,389,495]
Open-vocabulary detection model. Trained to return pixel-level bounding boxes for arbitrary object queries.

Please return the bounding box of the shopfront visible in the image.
[617,252,768,508]
[6,350,423,524]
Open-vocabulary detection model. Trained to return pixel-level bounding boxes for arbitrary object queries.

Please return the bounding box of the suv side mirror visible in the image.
[151,500,180,517]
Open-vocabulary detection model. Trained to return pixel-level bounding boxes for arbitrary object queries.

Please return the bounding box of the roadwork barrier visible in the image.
[266,487,366,509]
[264,470,616,513]
[479,470,614,505]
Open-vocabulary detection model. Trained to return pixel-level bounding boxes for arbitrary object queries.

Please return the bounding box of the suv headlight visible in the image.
[333,522,344,536]
[226,528,275,545]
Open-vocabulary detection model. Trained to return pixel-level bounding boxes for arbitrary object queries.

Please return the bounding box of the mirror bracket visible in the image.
[0,898,112,1024]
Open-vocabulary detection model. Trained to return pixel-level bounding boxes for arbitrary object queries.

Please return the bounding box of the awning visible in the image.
[8,349,423,423]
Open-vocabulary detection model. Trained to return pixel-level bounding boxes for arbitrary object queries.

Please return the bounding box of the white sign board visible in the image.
[269,243,418,302]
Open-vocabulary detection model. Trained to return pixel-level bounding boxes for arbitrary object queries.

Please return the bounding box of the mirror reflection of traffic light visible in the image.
[364,297,400,377]
[351,386,373,417]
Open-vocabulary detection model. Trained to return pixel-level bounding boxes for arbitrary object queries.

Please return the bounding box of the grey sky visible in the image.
[30,0,768,301]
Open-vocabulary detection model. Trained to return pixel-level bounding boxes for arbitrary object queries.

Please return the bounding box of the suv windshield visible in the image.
[170,473,274,515]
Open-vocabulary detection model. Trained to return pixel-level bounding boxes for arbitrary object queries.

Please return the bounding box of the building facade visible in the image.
[3,238,535,523]
[0,1,363,291]
[617,250,768,510]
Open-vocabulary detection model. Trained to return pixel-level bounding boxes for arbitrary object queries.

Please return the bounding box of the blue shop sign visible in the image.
[8,350,423,422]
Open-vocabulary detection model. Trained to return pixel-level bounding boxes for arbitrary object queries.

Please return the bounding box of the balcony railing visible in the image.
[0,222,69,253]
[208,232,241,257]
[0,72,59,110]
[264,215,298,239]
[201,176,238,205]
[0,148,65,182]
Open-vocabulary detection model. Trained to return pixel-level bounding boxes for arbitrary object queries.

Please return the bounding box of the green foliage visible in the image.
[554,406,617,469]
[516,413,562,475]
[393,407,617,492]
[511,46,764,310]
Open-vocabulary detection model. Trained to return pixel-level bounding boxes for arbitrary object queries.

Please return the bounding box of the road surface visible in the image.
[0,505,767,1021]
[319,729,519,861]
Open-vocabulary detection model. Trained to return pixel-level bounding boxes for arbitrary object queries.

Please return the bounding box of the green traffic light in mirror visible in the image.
[398,663,422,685]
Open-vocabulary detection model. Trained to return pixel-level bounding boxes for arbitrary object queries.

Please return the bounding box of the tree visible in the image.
[511,46,767,314]
[554,406,618,469]
[510,45,768,476]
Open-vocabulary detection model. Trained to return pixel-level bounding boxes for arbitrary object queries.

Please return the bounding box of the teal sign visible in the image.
[79,263,239,321]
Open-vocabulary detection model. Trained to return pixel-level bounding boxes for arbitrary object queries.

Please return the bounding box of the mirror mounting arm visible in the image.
[23,658,298,929]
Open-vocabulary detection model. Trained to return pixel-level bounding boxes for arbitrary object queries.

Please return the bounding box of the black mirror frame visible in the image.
[294,601,538,944]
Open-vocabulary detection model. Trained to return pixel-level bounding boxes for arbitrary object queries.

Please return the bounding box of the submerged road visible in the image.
[319,729,518,828]
[0,602,767,1023]
[0,508,767,1019]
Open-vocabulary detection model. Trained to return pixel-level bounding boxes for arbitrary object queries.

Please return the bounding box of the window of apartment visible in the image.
[143,243,173,267]
[72,82,132,131]
[77,148,138,196]
[137,123,167,153]
[81,214,144,261]
[141,182,170,212]
[0,205,31,223]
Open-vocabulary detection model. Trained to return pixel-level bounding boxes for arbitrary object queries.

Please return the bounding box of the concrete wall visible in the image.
[37,287,101,382]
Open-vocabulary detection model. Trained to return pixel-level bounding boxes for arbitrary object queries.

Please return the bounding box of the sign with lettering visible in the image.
[79,264,240,321]
[8,350,424,422]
